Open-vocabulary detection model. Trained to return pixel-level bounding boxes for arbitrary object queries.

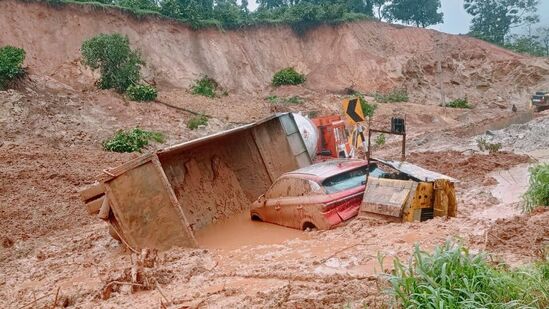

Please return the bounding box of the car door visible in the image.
[264,177,318,229]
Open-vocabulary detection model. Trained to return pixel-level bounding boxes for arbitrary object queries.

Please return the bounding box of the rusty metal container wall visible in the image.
[159,130,272,231]
[105,158,197,251]
[99,113,311,251]
[157,113,311,232]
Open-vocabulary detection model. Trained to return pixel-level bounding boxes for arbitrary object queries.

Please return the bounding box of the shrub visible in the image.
[373,89,408,103]
[272,68,305,87]
[353,92,377,118]
[0,46,26,90]
[447,98,472,109]
[523,163,549,213]
[103,128,165,153]
[81,33,143,92]
[385,242,549,308]
[126,83,157,101]
[375,133,386,146]
[187,115,209,130]
[477,137,502,154]
[191,75,218,98]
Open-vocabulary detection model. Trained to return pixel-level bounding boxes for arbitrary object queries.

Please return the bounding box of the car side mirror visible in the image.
[258,194,266,205]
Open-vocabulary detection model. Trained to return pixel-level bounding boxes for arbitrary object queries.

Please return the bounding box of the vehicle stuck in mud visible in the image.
[250,159,370,230]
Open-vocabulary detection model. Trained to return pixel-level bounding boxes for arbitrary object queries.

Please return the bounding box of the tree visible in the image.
[115,0,159,11]
[370,0,387,20]
[81,34,143,92]
[385,0,443,28]
[537,27,549,56]
[464,0,539,45]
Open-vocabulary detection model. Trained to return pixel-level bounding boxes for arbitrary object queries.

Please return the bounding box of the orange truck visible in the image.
[311,115,350,159]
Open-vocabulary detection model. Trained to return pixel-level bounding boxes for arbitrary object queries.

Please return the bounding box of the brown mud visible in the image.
[1,1,549,307]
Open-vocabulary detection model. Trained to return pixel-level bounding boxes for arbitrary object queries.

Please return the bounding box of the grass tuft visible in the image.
[447,98,472,109]
[385,242,549,308]
[187,115,208,130]
[523,163,549,213]
[373,89,408,103]
[103,128,165,153]
[191,75,219,98]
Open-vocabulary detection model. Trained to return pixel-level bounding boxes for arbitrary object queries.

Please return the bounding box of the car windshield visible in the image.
[322,166,369,194]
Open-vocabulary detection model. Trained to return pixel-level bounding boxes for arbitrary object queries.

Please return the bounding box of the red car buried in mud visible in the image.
[250,159,374,230]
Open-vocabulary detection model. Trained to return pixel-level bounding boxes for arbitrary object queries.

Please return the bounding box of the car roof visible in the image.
[284,159,368,181]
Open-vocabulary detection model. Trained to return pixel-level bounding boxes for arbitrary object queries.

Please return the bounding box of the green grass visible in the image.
[191,75,219,98]
[352,91,377,118]
[126,83,157,101]
[523,163,549,213]
[375,133,386,146]
[266,95,303,105]
[447,98,472,109]
[477,137,502,154]
[103,128,165,153]
[384,242,549,308]
[373,89,409,103]
[187,115,208,130]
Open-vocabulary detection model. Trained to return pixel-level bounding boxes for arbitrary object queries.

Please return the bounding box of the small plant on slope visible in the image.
[373,89,408,103]
[447,98,472,109]
[126,83,157,101]
[191,75,219,98]
[187,115,209,130]
[272,67,306,87]
[353,92,377,118]
[386,241,549,308]
[375,133,386,146]
[103,128,165,153]
[523,163,549,213]
[0,46,25,90]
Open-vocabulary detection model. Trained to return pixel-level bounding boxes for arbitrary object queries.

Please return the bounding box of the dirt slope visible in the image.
[1,0,548,106]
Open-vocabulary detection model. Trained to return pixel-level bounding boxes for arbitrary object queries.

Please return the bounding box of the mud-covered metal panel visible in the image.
[359,178,415,219]
[105,160,197,250]
[253,114,311,182]
[159,130,272,231]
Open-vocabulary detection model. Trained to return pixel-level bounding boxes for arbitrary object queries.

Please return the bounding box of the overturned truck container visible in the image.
[80,113,312,251]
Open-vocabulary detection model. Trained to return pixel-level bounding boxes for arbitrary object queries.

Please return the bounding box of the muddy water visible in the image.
[195,212,309,250]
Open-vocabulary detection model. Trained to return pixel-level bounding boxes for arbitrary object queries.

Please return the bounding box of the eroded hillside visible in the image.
[1,0,548,106]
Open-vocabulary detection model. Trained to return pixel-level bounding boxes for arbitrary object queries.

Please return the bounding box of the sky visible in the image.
[247,0,549,35]
[432,0,549,34]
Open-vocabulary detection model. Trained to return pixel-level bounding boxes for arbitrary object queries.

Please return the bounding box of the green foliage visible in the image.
[375,133,386,146]
[126,83,157,101]
[464,0,539,45]
[103,128,165,152]
[523,163,549,212]
[187,114,209,130]
[386,242,549,308]
[505,33,547,57]
[0,46,26,90]
[353,92,377,118]
[81,33,143,92]
[115,0,159,11]
[373,89,408,103]
[266,95,303,104]
[384,0,443,28]
[477,137,502,154]
[191,75,219,98]
[447,98,472,109]
[272,67,305,87]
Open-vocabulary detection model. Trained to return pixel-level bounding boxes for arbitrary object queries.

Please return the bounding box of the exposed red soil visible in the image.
[408,151,531,185]
[486,208,549,258]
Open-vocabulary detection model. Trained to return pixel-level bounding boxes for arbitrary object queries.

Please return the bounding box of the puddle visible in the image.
[490,164,530,204]
[195,212,309,250]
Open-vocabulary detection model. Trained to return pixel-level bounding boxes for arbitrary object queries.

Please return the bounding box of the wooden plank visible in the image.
[86,195,105,215]
[78,182,105,202]
[98,195,110,220]
[96,153,155,182]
